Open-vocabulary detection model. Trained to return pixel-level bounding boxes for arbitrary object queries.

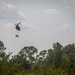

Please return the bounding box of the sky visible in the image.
[0,0,75,55]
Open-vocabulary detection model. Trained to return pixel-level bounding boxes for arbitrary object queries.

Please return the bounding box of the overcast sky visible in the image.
[0,0,75,55]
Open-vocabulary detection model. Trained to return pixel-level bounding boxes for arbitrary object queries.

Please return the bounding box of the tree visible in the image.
[0,41,13,75]
[10,46,38,70]
[53,42,63,68]
[0,41,6,60]
[71,55,75,75]
[37,50,47,62]
[46,49,54,67]
[61,53,71,75]
[62,44,75,62]
[19,46,38,63]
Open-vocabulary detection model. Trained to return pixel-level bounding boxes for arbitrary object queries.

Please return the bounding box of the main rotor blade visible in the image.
[17,22,22,25]
[21,27,28,29]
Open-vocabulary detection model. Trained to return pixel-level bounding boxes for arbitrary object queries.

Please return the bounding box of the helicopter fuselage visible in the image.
[15,25,21,31]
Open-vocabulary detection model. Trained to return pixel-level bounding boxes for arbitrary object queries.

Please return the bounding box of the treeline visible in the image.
[0,41,75,75]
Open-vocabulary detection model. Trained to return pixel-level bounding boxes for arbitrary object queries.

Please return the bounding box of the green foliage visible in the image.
[53,42,63,68]
[0,40,75,75]
[0,41,6,60]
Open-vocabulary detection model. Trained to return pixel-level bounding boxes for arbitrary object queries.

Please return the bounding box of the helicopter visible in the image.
[14,22,28,37]
[14,22,22,37]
